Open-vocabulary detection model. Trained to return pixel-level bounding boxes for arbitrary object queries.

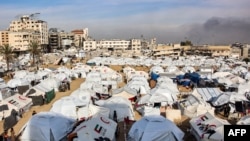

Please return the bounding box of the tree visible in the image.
[180,40,193,46]
[28,41,40,67]
[0,44,14,71]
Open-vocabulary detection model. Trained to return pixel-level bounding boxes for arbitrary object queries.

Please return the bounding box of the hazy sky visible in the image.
[1,0,250,45]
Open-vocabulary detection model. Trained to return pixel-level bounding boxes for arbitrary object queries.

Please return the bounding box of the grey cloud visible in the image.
[186,17,250,45]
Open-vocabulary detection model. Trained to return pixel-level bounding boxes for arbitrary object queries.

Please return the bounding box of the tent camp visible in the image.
[128,115,184,141]
[68,113,117,141]
[189,112,230,141]
[19,112,75,141]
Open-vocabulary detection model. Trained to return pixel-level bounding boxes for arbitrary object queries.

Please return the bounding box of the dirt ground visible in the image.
[0,61,196,141]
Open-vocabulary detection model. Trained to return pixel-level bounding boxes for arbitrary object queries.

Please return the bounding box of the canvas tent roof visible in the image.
[50,96,85,120]
[23,87,45,97]
[189,112,230,141]
[70,113,117,141]
[20,112,75,141]
[95,96,135,122]
[4,93,32,112]
[128,115,184,141]
[77,104,110,120]
[112,86,137,99]
[70,88,93,104]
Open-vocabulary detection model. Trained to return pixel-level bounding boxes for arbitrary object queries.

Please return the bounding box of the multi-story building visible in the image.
[83,39,97,51]
[98,39,130,51]
[153,44,184,57]
[59,32,74,49]
[83,38,142,56]
[130,39,141,54]
[207,45,231,57]
[48,28,61,51]
[71,28,88,48]
[183,45,231,57]
[0,31,9,46]
[242,44,250,58]
[8,30,40,52]
[8,13,48,51]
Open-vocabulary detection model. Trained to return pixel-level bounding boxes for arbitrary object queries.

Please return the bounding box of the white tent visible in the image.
[128,115,184,141]
[0,100,18,121]
[112,86,137,99]
[126,78,150,95]
[95,96,135,122]
[13,70,29,79]
[39,77,61,92]
[69,113,117,141]
[7,78,30,88]
[150,85,178,105]
[50,96,85,120]
[189,112,230,141]
[4,93,32,112]
[20,112,75,141]
[77,104,110,120]
[70,88,93,104]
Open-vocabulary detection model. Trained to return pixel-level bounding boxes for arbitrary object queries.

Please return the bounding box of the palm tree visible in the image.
[28,41,40,67]
[0,44,14,71]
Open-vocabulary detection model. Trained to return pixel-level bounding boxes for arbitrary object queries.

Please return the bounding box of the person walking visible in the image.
[67,81,70,90]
